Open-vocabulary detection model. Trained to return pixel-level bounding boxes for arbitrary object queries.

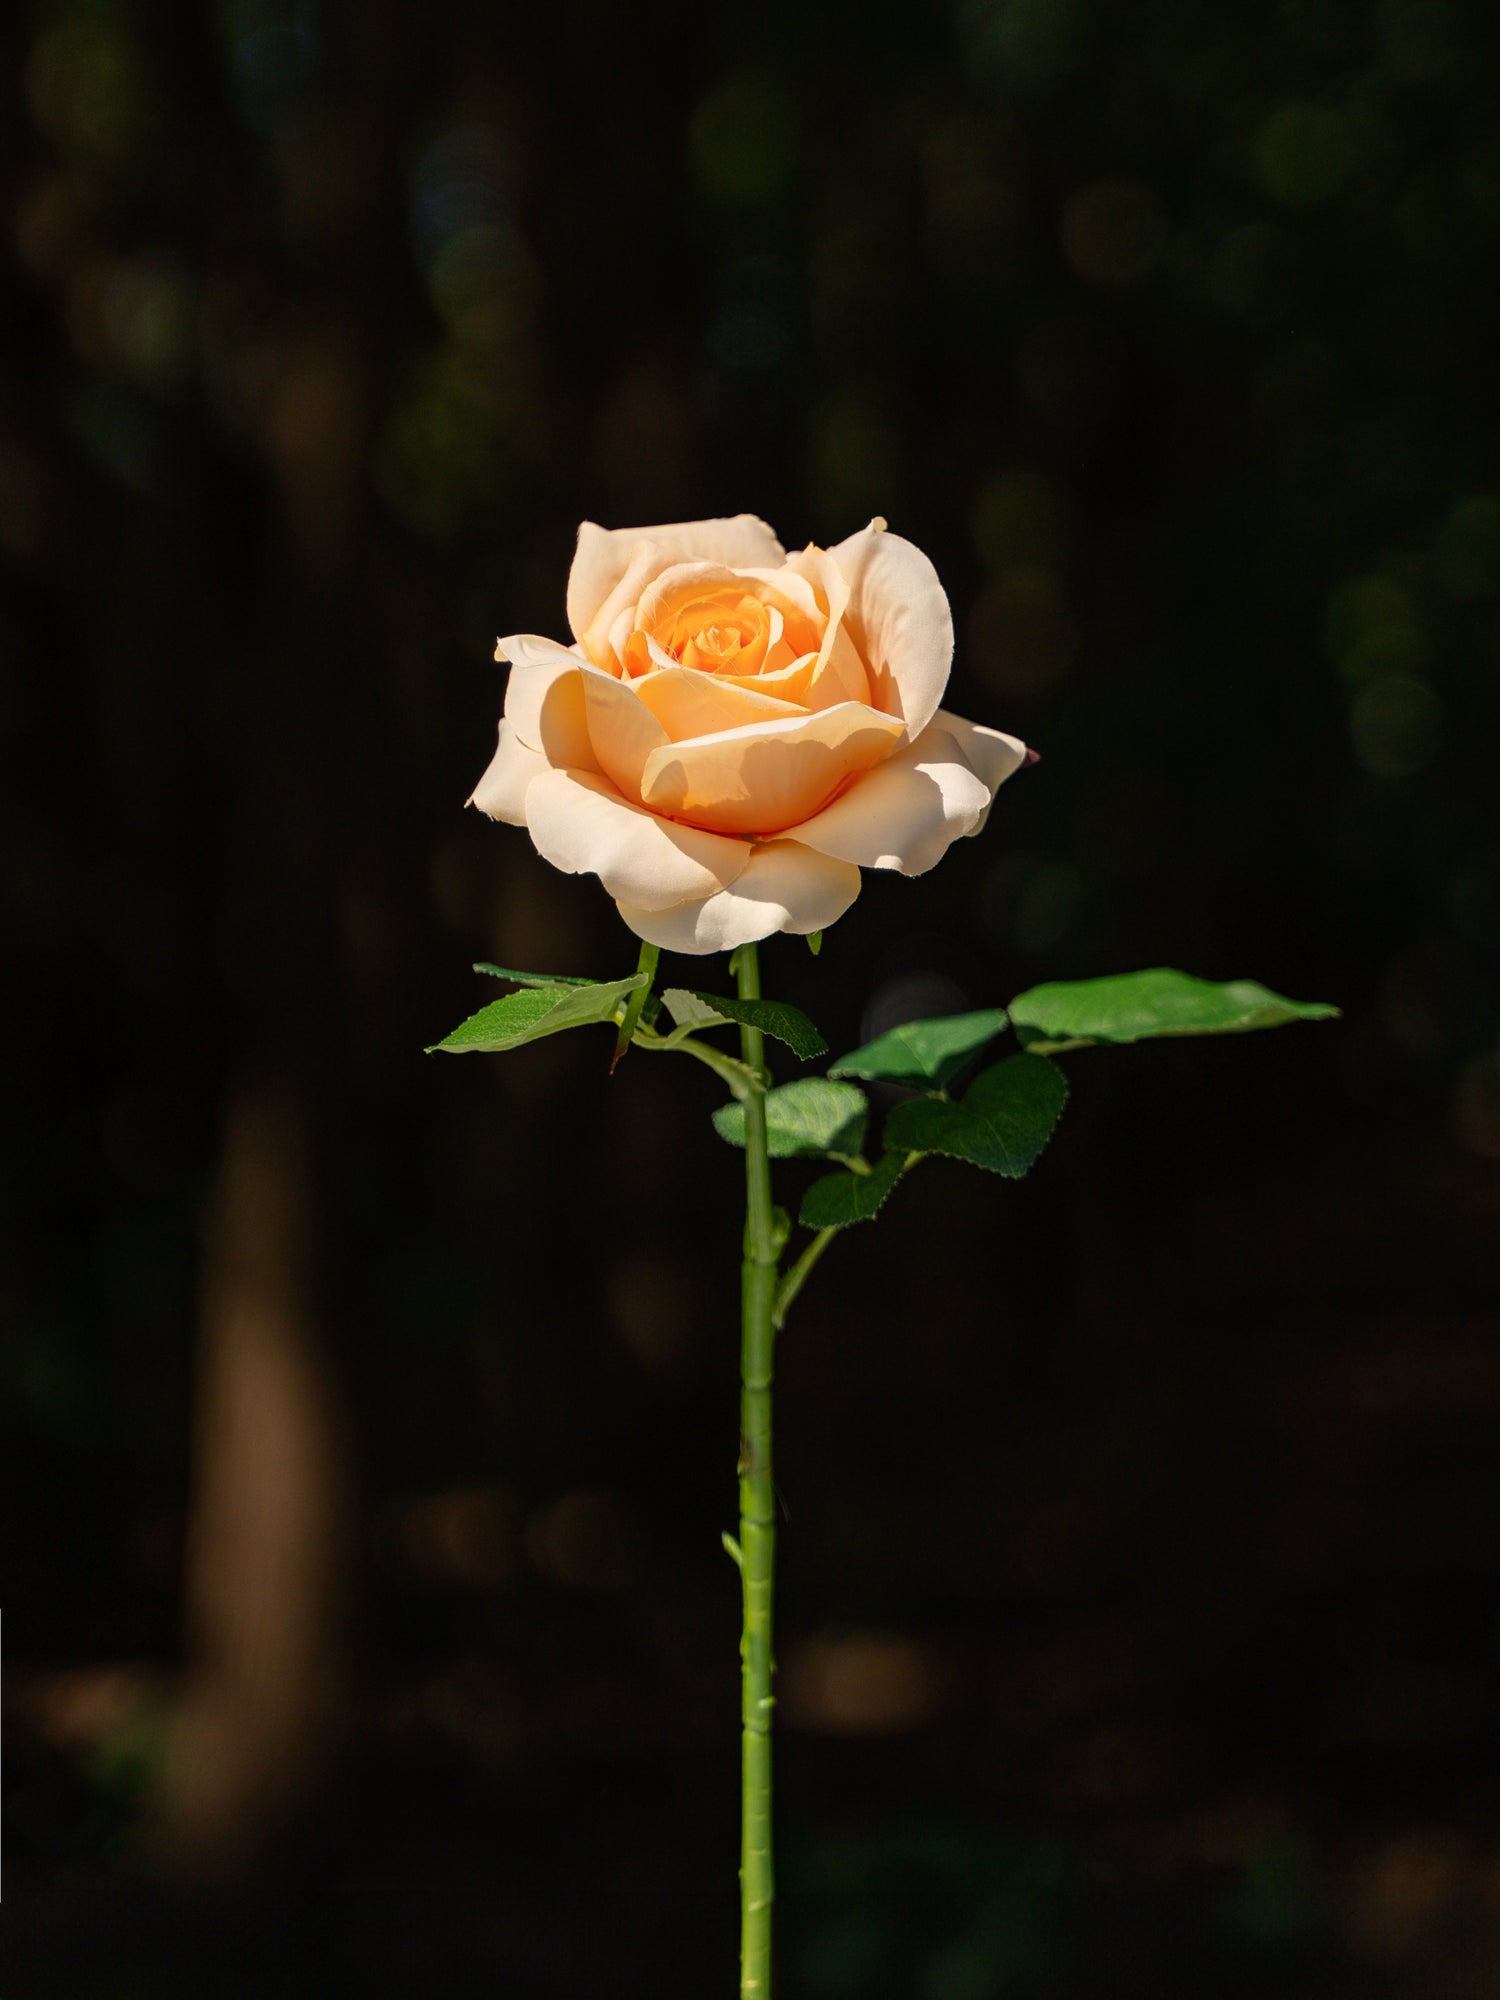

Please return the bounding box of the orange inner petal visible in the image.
[639,580,824,687]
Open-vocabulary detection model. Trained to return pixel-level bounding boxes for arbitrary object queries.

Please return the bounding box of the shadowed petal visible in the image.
[579,665,671,801]
[930,708,1029,804]
[499,635,598,770]
[790,724,991,875]
[617,840,861,953]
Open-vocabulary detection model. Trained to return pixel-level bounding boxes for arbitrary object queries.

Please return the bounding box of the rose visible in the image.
[471,514,1029,953]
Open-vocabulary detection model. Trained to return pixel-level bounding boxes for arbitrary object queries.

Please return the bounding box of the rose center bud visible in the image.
[672,596,771,675]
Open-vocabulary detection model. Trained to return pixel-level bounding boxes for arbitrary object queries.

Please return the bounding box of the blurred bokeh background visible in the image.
[5,0,1500,1993]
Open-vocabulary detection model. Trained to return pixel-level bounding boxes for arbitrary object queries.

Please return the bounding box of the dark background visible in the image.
[5,0,1500,1994]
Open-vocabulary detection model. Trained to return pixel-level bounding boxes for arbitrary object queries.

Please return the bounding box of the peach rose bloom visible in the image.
[471,515,1029,953]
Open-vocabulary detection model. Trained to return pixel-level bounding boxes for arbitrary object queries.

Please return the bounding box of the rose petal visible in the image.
[469,721,550,824]
[715,650,820,703]
[781,544,870,711]
[824,520,953,736]
[582,541,672,673]
[732,565,825,624]
[633,665,806,740]
[523,767,751,912]
[498,635,598,771]
[633,562,820,650]
[639,702,905,837]
[567,516,785,646]
[930,708,1029,797]
[617,839,861,954]
[579,664,671,801]
[790,724,992,875]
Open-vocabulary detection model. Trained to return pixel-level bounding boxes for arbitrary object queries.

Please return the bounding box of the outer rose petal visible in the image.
[825,520,953,738]
[522,767,751,912]
[930,708,1029,801]
[579,664,671,800]
[469,721,550,825]
[639,702,905,837]
[567,516,785,645]
[617,840,861,954]
[790,724,991,875]
[498,634,598,771]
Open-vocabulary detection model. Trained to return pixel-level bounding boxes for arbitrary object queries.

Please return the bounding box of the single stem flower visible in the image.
[431,514,1340,1998]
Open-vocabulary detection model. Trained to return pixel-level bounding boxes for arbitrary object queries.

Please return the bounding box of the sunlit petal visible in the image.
[823,520,953,735]
[469,721,550,824]
[523,767,751,911]
[568,517,785,646]
[638,702,904,837]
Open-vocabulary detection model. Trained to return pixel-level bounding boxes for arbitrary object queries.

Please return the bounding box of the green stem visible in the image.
[630,1022,762,1100]
[772,1227,837,1332]
[736,940,777,2000]
[611,940,658,1070]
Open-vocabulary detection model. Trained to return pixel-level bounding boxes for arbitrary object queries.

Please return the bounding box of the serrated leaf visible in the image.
[883,1053,1067,1176]
[429,973,647,1054]
[662,989,828,1061]
[1008,968,1340,1052]
[660,988,733,1034]
[712,1078,869,1158]
[799,1148,909,1230]
[829,1008,1009,1089]
[472,962,596,987]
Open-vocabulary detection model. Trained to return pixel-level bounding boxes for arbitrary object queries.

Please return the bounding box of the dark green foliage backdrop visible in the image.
[4,0,1500,1994]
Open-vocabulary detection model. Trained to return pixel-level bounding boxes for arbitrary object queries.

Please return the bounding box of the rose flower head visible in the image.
[471,515,1029,953]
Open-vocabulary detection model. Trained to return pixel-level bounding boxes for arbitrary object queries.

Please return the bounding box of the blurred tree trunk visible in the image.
[155,1078,352,1877]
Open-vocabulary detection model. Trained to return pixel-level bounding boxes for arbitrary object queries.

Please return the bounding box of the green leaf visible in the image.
[799,1147,909,1229]
[1008,968,1341,1052]
[828,1008,1009,1089]
[660,988,733,1035]
[883,1053,1067,1176]
[713,1078,869,1158]
[472,962,596,987]
[806,930,823,956]
[429,973,648,1054]
[662,988,828,1061]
